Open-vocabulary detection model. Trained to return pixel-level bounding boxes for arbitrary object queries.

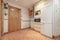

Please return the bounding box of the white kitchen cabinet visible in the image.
[40,3,53,38]
[34,0,60,38]
[41,24,52,37]
[53,0,60,36]
[41,4,53,24]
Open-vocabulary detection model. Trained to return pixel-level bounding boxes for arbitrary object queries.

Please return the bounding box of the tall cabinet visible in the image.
[53,0,60,37]
[34,0,53,38]
[40,2,53,37]
[34,0,60,38]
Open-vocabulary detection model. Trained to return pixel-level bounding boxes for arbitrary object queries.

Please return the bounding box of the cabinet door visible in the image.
[41,5,53,23]
[41,4,53,38]
[41,24,53,38]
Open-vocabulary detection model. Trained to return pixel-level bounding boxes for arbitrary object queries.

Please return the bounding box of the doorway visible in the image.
[8,5,21,32]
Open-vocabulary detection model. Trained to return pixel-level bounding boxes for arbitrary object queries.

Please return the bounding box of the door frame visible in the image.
[1,0,4,35]
[8,5,21,32]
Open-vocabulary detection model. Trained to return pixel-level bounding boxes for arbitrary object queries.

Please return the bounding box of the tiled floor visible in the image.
[1,29,59,40]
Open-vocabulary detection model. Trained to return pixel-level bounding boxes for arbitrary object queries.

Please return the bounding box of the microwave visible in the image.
[34,18,41,22]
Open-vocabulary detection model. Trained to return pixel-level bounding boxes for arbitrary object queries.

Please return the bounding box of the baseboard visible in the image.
[2,32,9,36]
[3,27,30,35]
[31,28,40,33]
[40,33,53,39]
[53,35,60,38]
[21,27,31,30]
[31,28,53,39]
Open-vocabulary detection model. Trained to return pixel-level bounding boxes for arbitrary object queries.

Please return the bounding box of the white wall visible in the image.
[21,8,30,29]
[4,3,30,33]
[34,0,53,37]
[31,17,34,28]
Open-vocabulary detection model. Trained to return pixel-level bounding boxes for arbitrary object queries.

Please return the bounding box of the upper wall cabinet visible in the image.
[29,7,34,17]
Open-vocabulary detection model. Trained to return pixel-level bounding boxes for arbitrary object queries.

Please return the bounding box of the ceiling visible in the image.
[8,0,40,9]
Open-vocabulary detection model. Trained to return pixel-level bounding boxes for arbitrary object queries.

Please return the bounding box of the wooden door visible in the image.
[8,6,21,32]
[0,0,4,37]
[1,0,4,35]
[0,0,1,39]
